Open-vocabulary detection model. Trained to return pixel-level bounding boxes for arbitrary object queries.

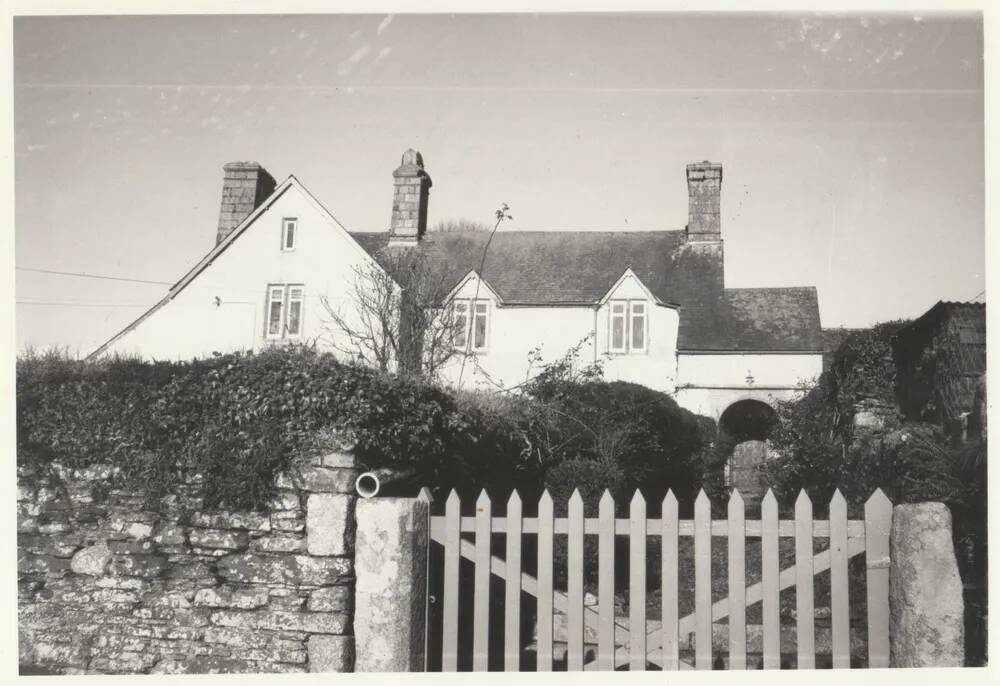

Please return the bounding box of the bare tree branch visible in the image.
[319,249,459,378]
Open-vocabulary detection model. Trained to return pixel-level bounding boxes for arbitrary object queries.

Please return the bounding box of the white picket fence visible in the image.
[426,487,892,671]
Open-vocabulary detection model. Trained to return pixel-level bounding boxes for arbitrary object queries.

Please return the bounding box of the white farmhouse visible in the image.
[91,150,825,459]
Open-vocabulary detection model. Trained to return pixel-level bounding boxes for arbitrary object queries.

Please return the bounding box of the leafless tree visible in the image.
[319,248,458,378]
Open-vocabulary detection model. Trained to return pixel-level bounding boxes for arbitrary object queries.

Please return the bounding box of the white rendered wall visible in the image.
[436,272,679,393]
[99,184,383,361]
[675,352,823,419]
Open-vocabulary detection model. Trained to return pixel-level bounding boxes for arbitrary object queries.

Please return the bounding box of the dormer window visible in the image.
[610,299,647,354]
[281,218,297,251]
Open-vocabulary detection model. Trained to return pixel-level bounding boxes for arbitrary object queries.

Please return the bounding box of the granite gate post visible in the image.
[353,496,430,672]
[888,502,965,667]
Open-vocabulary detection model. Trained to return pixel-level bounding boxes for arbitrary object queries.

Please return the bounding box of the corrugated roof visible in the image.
[350,230,824,351]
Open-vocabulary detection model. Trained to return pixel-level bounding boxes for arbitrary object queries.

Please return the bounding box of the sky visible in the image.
[13,12,984,355]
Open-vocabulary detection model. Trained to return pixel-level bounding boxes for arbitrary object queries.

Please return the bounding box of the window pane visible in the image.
[285,223,295,249]
[474,312,487,349]
[612,314,624,350]
[475,302,488,314]
[454,305,468,348]
[632,302,645,314]
[632,313,645,349]
[287,300,302,335]
[612,302,625,314]
[268,299,283,335]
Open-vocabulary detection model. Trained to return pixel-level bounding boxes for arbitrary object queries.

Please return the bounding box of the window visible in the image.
[473,302,488,351]
[266,284,304,339]
[630,302,647,352]
[267,286,284,337]
[453,302,468,349]
[453,299,489,352]
[287,287,303,336]
[610,302,627,353]
[609,299,648,353]
[281,218,297,251]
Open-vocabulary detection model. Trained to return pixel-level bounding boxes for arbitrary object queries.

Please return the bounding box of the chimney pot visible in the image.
[216,162,276,245]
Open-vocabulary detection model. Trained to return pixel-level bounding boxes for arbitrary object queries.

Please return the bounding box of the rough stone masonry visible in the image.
[17,445,359,675]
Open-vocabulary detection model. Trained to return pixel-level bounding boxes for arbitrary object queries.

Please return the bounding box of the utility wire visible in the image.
[966,289,985,303]
[16,300,153,308]
[16,266,174,286]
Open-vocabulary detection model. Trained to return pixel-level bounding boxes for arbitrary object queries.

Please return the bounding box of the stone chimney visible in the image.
[686,161,723,242]
[389,149,432,246]
[216,162,277,245]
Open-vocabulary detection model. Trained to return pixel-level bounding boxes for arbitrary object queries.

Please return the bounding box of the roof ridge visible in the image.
[938,300,986,307]
[352,228,686,235]
[726,285,817,293]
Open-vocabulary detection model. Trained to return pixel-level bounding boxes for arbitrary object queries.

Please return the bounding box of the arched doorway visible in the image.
[718,399,778,502]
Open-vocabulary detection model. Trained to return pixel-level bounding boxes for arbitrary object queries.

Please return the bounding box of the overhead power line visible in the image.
[16,266,174,286]
[16,300,153,308]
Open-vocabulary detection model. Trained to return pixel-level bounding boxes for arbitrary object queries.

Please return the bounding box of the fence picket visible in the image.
[794,490,815,669]
[727,490,747,669]
[442,490,461,672]
[473,490,492,671]
[597,490,615,670]
[504,491,522,671]
[417,488,434,672]
[694,490,712,669]
[567,490,585,671]
[661,490,679,671]
[830,489,850,668]
[865,489,892,668]
[629,491,647,671]
[761,489,780,669]
[536,491,554,672]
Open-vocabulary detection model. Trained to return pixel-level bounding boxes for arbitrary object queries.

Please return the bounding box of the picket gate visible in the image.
[423,487,892,672]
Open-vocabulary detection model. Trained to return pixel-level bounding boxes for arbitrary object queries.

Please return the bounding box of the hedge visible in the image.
[17,347,539,510]
[17,347,717,512]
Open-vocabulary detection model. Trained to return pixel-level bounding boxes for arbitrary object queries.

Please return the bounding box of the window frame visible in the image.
[265,283,305,340]
[281,218,298,252]
[453,301,469,350]
[453,298,490,353]
[285,286,304,339]
[630,301,647,353]
[266,285,286,340]
[609,301,628,353]
[608,298,649,354]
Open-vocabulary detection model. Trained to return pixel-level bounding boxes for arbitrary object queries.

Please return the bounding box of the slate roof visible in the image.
[716,288,824,351]
[350,230,825,352]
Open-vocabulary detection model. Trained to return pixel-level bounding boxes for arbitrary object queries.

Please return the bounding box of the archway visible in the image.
[718,399,779,502]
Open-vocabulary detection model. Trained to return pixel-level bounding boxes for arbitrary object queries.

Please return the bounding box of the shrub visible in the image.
[529,380,714,504]
[763,421,966,513]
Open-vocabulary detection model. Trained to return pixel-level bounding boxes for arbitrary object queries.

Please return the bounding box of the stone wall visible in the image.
[17,450,359,675]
